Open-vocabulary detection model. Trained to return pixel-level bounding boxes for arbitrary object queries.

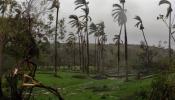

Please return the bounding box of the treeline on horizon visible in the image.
[4,43,170,71]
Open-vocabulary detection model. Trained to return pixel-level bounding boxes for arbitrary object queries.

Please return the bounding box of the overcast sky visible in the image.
[56,0,175,48]
[17,0,175,47]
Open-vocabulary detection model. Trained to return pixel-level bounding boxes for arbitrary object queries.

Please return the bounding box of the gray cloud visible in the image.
[18,0,175,48]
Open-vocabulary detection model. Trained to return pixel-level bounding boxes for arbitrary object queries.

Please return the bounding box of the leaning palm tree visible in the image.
[66,32,77,69]
[69,15,84,71]
[112,2,123,76]
[134,16,149,65]
[89,22,105,73]
[100,34,107,73]
[97,22,106,73]
[89,23,98,71]
[134,16,150,79]
[158,0,173,67]
[50,0,60,76]
[74,0,91,74]
[113,34,122,75]
[112,0,128,81]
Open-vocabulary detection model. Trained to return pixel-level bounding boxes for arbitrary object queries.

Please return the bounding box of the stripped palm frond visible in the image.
[89,23,97,35]
[112,3,127,26]
[159,0,171,6]
[113,35,120,41]
[50,0,60,9]
[159,0,172,18]
[113,4,122,9]
[134,15,144,30]
[172,31,175,35]
[69,15,79,21]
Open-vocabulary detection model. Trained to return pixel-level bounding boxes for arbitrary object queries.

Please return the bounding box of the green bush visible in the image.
[149,73,175,100]
[85,84,111,92]
[72,74,88,79]
[120,88,149,100]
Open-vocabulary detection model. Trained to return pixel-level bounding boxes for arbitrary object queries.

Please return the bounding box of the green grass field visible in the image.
[33,71,152,100]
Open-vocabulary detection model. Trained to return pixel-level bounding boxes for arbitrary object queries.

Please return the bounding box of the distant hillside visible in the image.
[37,43,169,68]
[3,42,170,72]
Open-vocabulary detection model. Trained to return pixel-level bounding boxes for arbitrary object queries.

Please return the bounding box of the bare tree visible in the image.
[158,0,173,68]
[134,16,150,66]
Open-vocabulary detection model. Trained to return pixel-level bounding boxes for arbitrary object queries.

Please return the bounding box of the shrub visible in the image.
[149,73,175,100]
[72,74,87,79]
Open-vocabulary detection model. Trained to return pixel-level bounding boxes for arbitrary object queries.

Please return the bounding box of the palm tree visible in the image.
[113,34,122,75]
[97,22,106,73]
[89,22,98,71]
[112,0,128,81]
[100,34,107,73]
[74,0,91,74]
[66,32,77,69]
[89,22,106,73]
[56,18,66,72]
[50,0,60,76]
[134,16,150,79]
[69,15,84,71]
[158,0,173,67]
[134,16,149,66]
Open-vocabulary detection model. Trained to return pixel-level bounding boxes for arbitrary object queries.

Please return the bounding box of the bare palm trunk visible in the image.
[78,33,82,71]
[86,19,89,75]
[95,38,97,72]
[141,31,148,47]
[84,4,90,75]
[81,36,85,73]
[97,38,100,73]
[86,37,89,74]
[122,3,128,81]
[124,23,128,81]
[169,12,172,68]
[117,25,123,75]
[141,30,149,65]
[101,39,104,74]
[99,45,101,73]
[73,42,76,69]
[54,7,59,76]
